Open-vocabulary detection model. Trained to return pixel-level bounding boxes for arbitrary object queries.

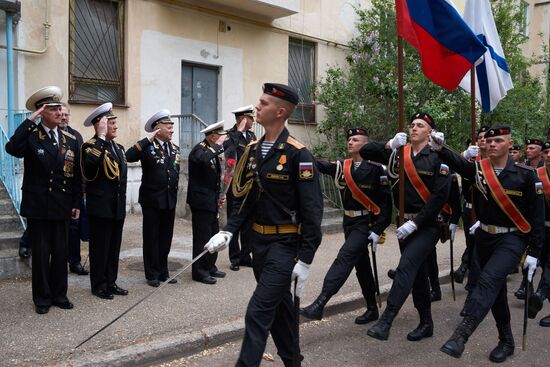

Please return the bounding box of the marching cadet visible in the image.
[203,83,323,367]
[509,144,523,162]
[5,86,81,314]
[224,105,257,271]
[126,110,180,287]
[527,141,550,326]
[524,138,544,168]
[81,103,128,300]
[187,121,227,285]
[366,112,451,342]
[300,128,391,324]
[430,126,543,363]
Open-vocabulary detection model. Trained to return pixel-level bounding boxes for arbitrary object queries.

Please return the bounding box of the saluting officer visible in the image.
[224,104,257,271]
[187,121,227,285]
[81,103,128,300]
[300,128,392,324]
[431,126,543,363]
[126,110,180,287]
[366,112,451,342]
[203,83,323,367]
[5,86,81,314]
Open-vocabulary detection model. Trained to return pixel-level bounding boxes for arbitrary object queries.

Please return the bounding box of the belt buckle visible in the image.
[487,224,497,234]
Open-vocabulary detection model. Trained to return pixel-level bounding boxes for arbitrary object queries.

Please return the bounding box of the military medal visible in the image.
[277,155,287,171]
[276,164,283,171]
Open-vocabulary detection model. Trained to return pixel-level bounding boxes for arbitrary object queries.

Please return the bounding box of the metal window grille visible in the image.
[69,0,125,105]
[288,39,316,123]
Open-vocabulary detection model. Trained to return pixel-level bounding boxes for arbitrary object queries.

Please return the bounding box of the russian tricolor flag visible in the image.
[396,0,486,91]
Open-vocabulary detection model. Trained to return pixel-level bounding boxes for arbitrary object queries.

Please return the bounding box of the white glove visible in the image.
[291,260,310,298]
[428,131,445,151]
[396,220,418,240]
[204,231,233,253]
[449,223,458,241]
[469,220,480,235]
[368,232,380,252]
[462,145,479,160]
[388,132,407,150]
[523,255,538,282]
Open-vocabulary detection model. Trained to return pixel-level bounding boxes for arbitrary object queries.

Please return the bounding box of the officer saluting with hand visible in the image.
[5,86,81,314]
[203,83,323,367]
[126,110,180,287]
[81,103,128,300]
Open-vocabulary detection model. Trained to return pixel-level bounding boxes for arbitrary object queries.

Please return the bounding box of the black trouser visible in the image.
[427,248,440,292]
[321,222,376,309]
[461,206,481,293]
[68,197,88,267]
[386,222,440,314]
[535,227,550,296]
[236,233,298,367]
[88,216,124,292]
[142,205,176,281]
[27,218,69,307]
[191,208,219,280]
[463,229,526,326]
[227,193,253,265]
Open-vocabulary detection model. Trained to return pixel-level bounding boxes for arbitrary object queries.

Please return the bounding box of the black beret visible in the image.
[346,128,368,139]
[477,125,490,137]
[410,112,435,128]
[509,144,522,151]
[542,142,550,151]
[263,83,299,105]
[485,125,511,138]
[525,138,543,146]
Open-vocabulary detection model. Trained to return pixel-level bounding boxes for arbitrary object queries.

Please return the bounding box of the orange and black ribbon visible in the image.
[343,158,381,215]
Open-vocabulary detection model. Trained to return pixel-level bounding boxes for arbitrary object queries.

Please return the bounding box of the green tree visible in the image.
[315,0,549,158]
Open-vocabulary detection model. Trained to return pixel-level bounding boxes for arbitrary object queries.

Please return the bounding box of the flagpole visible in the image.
[470,67,476,142]
[398,35,405,227]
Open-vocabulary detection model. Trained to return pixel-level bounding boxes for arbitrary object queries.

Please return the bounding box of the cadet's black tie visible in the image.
[163,142,170,156]
[50,130,59,150]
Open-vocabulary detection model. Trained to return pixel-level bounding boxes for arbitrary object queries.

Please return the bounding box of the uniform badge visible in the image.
[439,164,449,175]
[536,182,544,195]
[299,162,314,180]
[38,130,46,141]
[277,155,287,171]
[37,148,44,156]
[63,148,75,178]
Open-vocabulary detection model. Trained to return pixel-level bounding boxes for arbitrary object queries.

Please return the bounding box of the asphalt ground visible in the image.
[1,213,546,366]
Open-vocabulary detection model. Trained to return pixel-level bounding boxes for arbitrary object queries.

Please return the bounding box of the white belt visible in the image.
[464,202,473,209]
[480,223,518,234]
[344,209,370,218]
[545,221,550,227]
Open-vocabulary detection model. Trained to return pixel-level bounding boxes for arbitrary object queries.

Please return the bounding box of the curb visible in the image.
[67,271,454,366]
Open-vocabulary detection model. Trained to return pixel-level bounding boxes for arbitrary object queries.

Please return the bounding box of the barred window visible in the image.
[69,0,125,105]
[288,39,316,124]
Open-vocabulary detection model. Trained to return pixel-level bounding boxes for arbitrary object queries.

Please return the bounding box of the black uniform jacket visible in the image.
[126,138,180,210]
[223,126,257,161]
[447,172,462,225]
[316,159,392,235]
[5,119,81,220]
[186,139,223,213]
[81,135,127,220]
[224,128,323,264]
[438,147,544,257]
[361,143,451,229]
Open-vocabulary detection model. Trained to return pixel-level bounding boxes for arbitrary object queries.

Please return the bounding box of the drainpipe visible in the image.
[1,0,21,135]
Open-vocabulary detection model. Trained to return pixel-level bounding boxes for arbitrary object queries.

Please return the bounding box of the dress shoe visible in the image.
[387,269,396,280]
[93,289,114,300]
[230,263,240,271]
[430,290,442,302]
[69,263,89,275]
[35,305,50,314]
[194,276,217,285]
[19,247,31,259]
[355,308,379,325]
[210,270,226,278]
[147,279,160,287]
[160,276,177,284]
[540,314,550,327]
[108,284,128,296]
[53,300,74,309]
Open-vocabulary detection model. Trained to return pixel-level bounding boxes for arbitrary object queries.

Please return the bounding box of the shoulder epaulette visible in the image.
[60,129,76,140]
[199,142,207,148]
[515,162,534,171]
[247,140,258,146]
[286,136,305,149]
[86,137,97,145]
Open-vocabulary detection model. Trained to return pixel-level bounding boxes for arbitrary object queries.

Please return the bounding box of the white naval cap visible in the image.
[231,104,255,117]
[200,120,226,135]
[83,102,117,127]
[25,86,63,111]
[145,109,173,132]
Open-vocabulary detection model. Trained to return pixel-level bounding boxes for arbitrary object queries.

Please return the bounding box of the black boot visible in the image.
[460,292,472,317]
[355,307,379,325]
[367,305,399,341]
[540,314,550,327]
[453,263,468,284]
[430,289,442,302]
[440,316,478,358]
[528,290,545,319]
[387,269,396,280]
[489,324,515,363]
[514,278,533,300]
[300,293,329,320]
[407,309,434,341]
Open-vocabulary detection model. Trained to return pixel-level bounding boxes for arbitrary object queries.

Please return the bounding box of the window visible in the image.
[69,0,125,105]
[288,39,316,123]
[520,1,529,37]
